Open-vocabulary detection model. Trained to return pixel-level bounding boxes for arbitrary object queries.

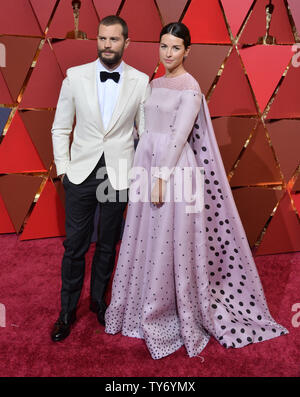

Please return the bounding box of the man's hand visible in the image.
[60,174,65,183]
[151,178,166,206]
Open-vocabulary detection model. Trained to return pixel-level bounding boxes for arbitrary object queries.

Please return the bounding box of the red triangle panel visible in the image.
[20,110,56,171]
[156,0,188,24]
[21,179,65,240]
[0,111,46,173]
[182,0,231,43]
[0,0,42,36]
[30,0,57,32]
[288,0,300,37]
[0,36,41,103]
[124,42,160,78]
[292,175,300,192]
[184,44,231,96]
[233,187,283,247]
[93,0,123,19]
[221,0,254,37]
[52,39,97,76]
[257,192,300,255]
[120,0,163,42]
[212,117,257,174]
[291,192,300,215]
[267,120,300,182]
[239,0,295,44]
[153,62,165,79]
[0,194,15,233]
[230,122,282,186]
[47,0,99,39]
[20,41,64,109]
[0,174,43,232]
[239,45,293,112]
[267,58,300,119]
[208,48,257,116]
[0,70,13,104]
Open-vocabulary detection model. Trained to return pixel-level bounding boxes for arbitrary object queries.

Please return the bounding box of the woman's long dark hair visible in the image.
[159,22,191,49]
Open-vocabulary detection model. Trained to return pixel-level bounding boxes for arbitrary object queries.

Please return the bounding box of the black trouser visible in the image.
[59,153,128,322]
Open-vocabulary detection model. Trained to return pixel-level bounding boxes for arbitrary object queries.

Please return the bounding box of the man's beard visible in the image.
[98,48,124,67]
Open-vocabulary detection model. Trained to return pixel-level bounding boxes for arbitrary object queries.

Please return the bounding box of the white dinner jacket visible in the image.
[51,59,150,190]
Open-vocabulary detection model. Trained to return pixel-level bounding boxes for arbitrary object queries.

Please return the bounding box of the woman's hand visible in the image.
[151,178,166,206]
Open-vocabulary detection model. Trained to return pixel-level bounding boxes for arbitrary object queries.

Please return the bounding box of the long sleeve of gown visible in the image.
[153,89,201,181]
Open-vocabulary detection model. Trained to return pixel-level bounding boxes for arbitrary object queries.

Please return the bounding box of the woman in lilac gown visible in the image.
[105,22,288,359]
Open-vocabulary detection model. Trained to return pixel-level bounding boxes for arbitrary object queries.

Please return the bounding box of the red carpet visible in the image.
[0,233,299,377]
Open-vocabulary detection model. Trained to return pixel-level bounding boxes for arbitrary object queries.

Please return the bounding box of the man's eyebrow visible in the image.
[98,36,120,39]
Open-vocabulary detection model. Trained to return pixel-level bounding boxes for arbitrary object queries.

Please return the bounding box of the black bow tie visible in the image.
[100,71,120,83]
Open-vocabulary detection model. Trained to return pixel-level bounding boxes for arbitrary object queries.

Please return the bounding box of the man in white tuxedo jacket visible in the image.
[51,16,150,342]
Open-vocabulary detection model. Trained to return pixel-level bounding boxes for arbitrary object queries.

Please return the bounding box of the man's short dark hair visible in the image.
[98,15,128,40]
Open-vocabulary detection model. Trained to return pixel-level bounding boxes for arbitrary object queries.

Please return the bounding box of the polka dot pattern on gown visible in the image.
[105,73,288,360]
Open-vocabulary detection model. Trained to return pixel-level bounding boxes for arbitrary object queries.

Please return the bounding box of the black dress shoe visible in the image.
[90,300,107,326]
[97,307,106,326]
[51,312,76,342]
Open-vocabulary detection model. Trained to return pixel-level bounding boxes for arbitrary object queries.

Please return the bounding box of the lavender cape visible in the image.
[105,73,288,359]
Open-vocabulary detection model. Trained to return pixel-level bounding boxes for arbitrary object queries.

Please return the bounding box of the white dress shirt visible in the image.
[96,59,123,130]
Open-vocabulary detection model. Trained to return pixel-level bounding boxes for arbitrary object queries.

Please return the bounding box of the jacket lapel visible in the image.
[104,62,138,136]
[83,60,105,132]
